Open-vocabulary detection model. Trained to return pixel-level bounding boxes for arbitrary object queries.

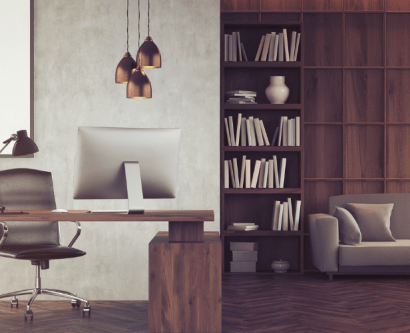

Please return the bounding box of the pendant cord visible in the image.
[126,0,129,52]
[148,0,150,36]
[138,0,140,49]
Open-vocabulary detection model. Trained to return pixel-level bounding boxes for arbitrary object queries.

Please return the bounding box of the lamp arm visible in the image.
[0,134,17,154]
[67,221,81,247]
[0,222,8,247]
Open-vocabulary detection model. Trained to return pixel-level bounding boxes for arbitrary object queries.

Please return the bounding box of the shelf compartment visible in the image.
[223,104,302,110]
[223,188,302,194]
[345,180,384,195]
[223,61,302,68]
[386,14,410,67]
[224,146,302,152]
[386,70,410,122]
[386,126,410,178]
[386,181,410,194]
[223,230,303,236]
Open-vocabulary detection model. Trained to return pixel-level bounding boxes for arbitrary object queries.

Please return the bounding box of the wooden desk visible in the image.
[0,210,222,333]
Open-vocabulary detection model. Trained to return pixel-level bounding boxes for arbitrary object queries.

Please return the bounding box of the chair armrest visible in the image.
[0,222,8,247]
[67,221,81,248]
[308,214,339,273]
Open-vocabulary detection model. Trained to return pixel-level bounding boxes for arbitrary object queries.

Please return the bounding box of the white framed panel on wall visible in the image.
[0,0,33,157]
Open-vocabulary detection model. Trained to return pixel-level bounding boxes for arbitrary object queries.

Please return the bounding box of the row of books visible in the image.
[225,113,300,147]
[226,90,257,105]
[224,29,301,62]
[224,156,287,189]
[230,241,258,272]
[271,198,301,231]
[227,222,259,231]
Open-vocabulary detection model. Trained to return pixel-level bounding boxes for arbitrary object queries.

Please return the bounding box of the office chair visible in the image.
[0,168,90,320]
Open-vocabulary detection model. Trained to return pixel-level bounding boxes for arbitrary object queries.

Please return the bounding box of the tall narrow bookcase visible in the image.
[220,21,304,274]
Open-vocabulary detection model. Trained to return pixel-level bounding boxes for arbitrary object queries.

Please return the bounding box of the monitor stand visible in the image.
[124,161,144,214]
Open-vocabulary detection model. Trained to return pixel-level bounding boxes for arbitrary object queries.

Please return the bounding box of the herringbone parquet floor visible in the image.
[2,273,410,332]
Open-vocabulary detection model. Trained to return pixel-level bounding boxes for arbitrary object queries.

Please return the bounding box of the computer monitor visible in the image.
[73,127,181,214]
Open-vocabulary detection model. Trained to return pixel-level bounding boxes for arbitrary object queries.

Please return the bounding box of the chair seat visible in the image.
[0,245,86,260]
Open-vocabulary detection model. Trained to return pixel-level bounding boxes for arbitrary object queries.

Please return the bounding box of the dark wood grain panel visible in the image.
[345,14,383,67]
[303,0,343,10]
[304,14,342,66]
[169,222,204,242]
[386,0,410,11]
[386,181,410,193]
[305,69,343,122]
[387,14,410,66]
[221,13,260,22]
[221,0,260,11]
[345,125,384,178]
[261,13,301,22]
[386,70,410,122]
[345,0,384,11]
[345,70,383,122]
[304,125,343,178]
[345,181,384,194]
[261,0,301,11]
[386,126,410,178]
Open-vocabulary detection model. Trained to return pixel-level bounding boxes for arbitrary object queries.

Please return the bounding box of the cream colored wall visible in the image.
[0,0,220,300]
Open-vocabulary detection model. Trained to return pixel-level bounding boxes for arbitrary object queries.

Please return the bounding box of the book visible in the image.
[296,116,300,146]
[263,160,269,188]
[230,241,258,251]
[271,127,279,146]
[228,34,233,61]
[283,28,289,62]
[255,35,265,61]
[288,118,294,147]
[273,34,279,61]
[227,225,259,231]
[246,119,252,146]
[226,90,257,95]
[278,33,284,61]
[288,198,294,231]
[254,118,264,146]
[277,203,284,231]
[241,43,248,62]
[279,158,287,188]
[224,160,229,188]
[294,33,301,61]
[228,116,236,146]
[245,159,251,188]
[282,201,288,231]
[237,31,242,61]
[282,116,288,146]
[268,159,274,188]
[259,120,270,146]
[273,155,280,188]
[226,100,257,104]
[228,160,235,188]
[268,32,276,61]
[224,34,229,62]
[224,118,232,146]
[249,117,257,147]
[241,118,247,146]
[278,116,284,146]
[239,155,246,188]
[250,160,261,188]
[289,31,297,61]
[258,158,266,188]
[260,33,272,61]
[272,200,281,230]
[233,158,240,188]
[235,113,242,146]
[230,261,256,272]
[232,32,237,61]
[227,97,255,102]
[232,250,258,262]
[232,222,255,226]
[294,200,301,231]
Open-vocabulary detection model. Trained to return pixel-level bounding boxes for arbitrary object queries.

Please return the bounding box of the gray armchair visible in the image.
[0,168,90,320]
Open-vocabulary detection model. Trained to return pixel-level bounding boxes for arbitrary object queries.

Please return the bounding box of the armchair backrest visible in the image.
[329,193,410,239]
[0,168,60,246]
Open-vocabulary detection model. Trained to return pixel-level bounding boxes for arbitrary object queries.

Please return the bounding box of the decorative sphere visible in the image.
[271,259,290,273]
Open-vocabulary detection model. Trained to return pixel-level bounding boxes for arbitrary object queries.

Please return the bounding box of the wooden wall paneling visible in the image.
[303,236,316,271]
[344,0,384,11]
[303,14,343,66]
[302,0,343,11]
[345,70,384,122]
[345,125,384,179]
[386,181,410,193]
[345,181,384,194]
[221,0,260,11]
[386,14,410,66]
[304,125,343,178]
[386,125,410,178]
[386,0,410,12]
[261,13,301,21]
[304,69,343,122]
[386,70,410,122]
[345,14,383,67]
[221,13,260,22]
[261,0,301,11]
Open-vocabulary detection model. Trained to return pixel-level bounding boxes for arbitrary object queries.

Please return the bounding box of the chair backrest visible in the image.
[0,168,60,246]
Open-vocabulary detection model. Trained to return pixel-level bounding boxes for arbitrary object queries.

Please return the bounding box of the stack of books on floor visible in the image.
[227,222,259,231]
[226,90,257,104]
[230,241,258,272]
[271,198,301,231]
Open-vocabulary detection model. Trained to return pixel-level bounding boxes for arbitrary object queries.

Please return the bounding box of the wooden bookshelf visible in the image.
[220,20,304,274]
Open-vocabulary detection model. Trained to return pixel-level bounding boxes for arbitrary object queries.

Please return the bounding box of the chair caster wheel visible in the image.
[24,310,33,321]
[11,298,18,308]
[71,299,81,307]
[83,304,91,316]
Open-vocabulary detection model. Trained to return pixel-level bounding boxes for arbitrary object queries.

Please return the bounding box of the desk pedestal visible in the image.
[149,232,222,333]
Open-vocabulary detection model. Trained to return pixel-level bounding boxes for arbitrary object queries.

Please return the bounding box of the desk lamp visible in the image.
[0,130,39,156]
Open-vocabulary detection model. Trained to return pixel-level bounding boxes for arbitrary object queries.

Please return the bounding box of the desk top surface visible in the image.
[0,210,214,222]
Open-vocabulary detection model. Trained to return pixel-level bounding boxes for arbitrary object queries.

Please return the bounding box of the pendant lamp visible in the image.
[127,0,152,99]
[137,0,161,68]
[115,0,136,84]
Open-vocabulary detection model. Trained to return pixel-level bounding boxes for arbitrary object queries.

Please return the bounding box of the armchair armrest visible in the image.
[308,214,339,273]
[67,221,81,248]
[0,222,8,247]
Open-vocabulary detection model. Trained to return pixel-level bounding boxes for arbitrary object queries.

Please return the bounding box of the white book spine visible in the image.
[282,116,288,147]
[254,118,264,146]
[278,33,284,62]
[224,160,229,188]
[260,33,271,61]
[245,160,251,188]
[272,200,281,230]
[288,198,294,231]
[273,34,279,61]
[258,158,266,188]
[273,155,280,188]
[235,113,242,146]
[268,32,276,61]
[241,118,247,146]
[229,34,233,61]
[263,161,269,188]
[250,160,261,188]
[296,116,300,146]
[233,158,240,188]
[288,118,292,147]
[268,159,274,188]
[224,118,232,146]
[237,31,242,61]
[282,202,288,231]
[278,116,284,146]
[239,155,246,188]
[246,119,252,146]
[289,31,297,61]
[224,34,229,62]
[228,116,236,146]
[279,158,287,188]
[294,33,301,61]
[260,120,270,146]
[232,32,237,61]
[277,204,284,231]
[283,28,289,62]
[294,200,301,231]
[249,117,257,147]
[255,35,265,61]
[228,160,235,188]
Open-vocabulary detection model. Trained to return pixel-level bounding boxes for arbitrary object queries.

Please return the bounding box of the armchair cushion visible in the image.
[346,203,395,242]
[333,206,361,245]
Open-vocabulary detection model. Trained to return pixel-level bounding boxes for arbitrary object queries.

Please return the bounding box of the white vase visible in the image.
[265,76,289,104]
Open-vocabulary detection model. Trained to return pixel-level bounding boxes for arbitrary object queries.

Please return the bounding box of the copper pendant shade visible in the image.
[115,52,136,84]
[137,36,161,69]
[126,66,152,99]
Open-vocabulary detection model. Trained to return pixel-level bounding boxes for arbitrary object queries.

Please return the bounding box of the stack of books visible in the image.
[271,116,301,147]
[271,198,301,231]
[227,222,259,231]
[230,242,258,272]
[226,90,257,104]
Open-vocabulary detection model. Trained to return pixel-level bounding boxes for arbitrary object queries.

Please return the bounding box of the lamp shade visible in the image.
[115,52,137,84]
[126,66,152,99]
[12,130,39,156]
[137,36,161,69]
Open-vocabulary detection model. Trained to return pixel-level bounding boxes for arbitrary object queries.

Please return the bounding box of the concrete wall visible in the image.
[0,0,220,301]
